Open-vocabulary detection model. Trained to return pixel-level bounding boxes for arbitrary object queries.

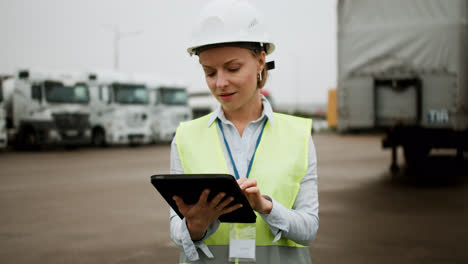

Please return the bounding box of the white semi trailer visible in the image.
[88,71,152,146]
[337,0,468,170]
[4,70,92,149]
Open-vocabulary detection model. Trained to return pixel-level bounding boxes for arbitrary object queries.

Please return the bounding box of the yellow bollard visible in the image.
[327,89,337,128]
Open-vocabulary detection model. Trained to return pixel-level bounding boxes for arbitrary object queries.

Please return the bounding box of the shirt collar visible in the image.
[207,93,274,127]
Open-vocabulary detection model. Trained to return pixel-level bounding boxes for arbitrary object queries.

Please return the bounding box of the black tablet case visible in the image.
[151,174,256,223]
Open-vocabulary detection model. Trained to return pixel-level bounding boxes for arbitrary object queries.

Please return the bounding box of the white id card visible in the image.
[229,223,256,263]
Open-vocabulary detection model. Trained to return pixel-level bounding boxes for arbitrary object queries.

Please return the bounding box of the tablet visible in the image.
[150,174,256,223]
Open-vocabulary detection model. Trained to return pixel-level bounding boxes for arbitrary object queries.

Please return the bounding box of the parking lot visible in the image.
[1,133,467,264]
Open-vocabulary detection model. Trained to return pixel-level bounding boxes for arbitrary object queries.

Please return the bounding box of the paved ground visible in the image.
[0,133,467,264]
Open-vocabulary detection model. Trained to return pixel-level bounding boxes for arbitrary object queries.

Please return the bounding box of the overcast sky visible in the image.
[0,0,337,105]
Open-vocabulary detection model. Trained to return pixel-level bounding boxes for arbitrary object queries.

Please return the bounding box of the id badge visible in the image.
[229,223,256,263]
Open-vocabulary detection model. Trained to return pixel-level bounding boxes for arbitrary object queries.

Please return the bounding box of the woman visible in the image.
[169,0,319,263]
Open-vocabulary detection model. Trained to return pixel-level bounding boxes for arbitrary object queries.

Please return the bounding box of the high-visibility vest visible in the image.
[176,112,312,264]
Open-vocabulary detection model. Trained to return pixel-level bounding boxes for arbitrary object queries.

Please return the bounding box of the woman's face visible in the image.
[199,46,265,112]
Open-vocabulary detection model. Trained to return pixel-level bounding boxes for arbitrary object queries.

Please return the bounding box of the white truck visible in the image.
[4,70,92,149]
[145,78,192,142]
[337,0,468,170]
[88,71,152,146]
[0,76,10,149]
[188,91,219,119]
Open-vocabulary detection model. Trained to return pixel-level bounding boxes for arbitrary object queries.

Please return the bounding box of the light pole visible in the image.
[103,25,143,70]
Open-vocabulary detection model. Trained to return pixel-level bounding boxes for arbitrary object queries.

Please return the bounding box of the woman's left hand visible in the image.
[237,178,272,214]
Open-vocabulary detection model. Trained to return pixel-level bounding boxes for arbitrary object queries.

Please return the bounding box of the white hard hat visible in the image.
[187,0,275,56]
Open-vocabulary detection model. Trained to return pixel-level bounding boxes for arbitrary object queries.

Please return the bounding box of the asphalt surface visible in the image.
[0,133,467,264]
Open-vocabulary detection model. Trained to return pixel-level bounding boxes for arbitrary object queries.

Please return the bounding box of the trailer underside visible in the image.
[382,126,468,172]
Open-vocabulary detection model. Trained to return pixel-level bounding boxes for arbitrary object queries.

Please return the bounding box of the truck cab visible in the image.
[88,72,152,146]
[147,83,192,142]
[6,70,92,148]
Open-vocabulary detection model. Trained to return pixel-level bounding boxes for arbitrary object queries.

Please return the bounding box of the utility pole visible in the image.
[293,53,301,114]
[103,25,143,70]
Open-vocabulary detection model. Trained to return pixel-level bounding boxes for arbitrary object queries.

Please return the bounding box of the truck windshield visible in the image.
[45,81,90,104]
[113,83,148,105]
[160,87,188,105]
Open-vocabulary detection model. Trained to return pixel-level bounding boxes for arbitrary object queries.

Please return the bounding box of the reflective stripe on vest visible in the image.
[176,112,312,263]
[179,245,311,264]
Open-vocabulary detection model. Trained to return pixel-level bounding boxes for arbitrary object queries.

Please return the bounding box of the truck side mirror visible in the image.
[107,86,113,105]
[18,70,29,79]
[88,74,97,81]
[31,84,42,102]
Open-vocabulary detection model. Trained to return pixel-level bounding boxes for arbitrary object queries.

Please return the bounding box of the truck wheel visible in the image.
[18,128,39,150]
[92,129,106,147]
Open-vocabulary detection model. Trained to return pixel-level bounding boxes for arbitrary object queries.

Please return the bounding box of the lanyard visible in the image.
[217,118,267,180]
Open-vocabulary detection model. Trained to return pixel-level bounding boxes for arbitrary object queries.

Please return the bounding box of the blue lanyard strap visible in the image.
[217,118,268,180]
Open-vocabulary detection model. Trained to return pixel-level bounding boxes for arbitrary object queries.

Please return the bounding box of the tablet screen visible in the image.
[151,174,256,223]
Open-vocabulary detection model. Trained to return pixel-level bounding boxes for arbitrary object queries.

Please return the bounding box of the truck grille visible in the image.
[53,113,90,130]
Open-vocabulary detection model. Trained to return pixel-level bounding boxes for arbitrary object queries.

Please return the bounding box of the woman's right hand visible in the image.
[173,189,243,241]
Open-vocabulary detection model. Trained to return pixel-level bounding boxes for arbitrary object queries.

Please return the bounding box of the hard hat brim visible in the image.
[187,41,275,56]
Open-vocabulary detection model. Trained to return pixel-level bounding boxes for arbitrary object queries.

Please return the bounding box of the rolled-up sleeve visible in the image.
[169,137,219,261]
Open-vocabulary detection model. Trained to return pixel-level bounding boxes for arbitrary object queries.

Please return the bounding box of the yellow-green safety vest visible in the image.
[176,112,312,264]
